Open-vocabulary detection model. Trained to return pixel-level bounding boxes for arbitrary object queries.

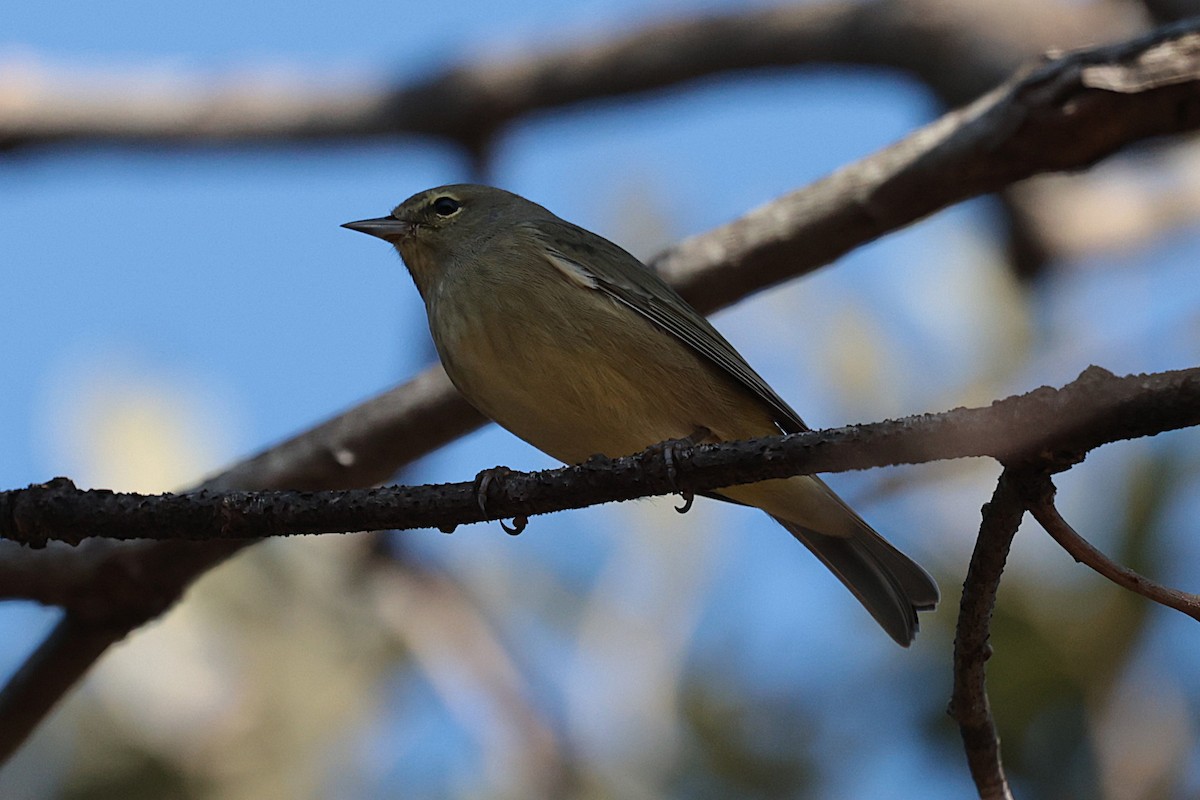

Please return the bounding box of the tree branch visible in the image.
[0,615,133,764]
[206,363,483,493]
[0,368,481,603]
[656,17,1200,310]
[1138,0,1200,26]
[3,365,1198,548]
[950,467,1025,800]
[0,0,1137,154]
[1025,474,1200,622]
[1,0,1154,284]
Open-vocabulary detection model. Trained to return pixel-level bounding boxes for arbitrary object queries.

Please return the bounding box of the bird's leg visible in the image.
[652,426,711,514]
[473,466,528,535]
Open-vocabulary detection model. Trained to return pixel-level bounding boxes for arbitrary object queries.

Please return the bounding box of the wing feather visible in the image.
[526,220,808,434]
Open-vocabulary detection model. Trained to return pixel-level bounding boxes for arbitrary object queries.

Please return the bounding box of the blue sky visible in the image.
[3,1,1200,798]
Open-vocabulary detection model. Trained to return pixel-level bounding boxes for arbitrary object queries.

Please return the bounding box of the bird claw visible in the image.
[501,515,528,535]
[653,426,710,513]
[475,470,496,515]
[474,466,527,535]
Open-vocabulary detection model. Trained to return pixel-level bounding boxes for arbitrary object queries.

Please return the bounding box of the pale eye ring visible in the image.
[431,196,462,217]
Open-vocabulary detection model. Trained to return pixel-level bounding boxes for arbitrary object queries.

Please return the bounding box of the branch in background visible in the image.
[209,363,483,493]
[0,369,481,766]
[0,0,1136,153]
[1026,475,1200,622]
[0,369,481,767]
[1138,0,1200,25]
[0,368,481,603]
[366,547,577,797]
[0,0,1168,283]
[950,467,1026,800]
[1008,143,1200,262]
[0,616,127,764]
[0,0,1150,278]
[3,365,1199,549]
[654,17,1200,308]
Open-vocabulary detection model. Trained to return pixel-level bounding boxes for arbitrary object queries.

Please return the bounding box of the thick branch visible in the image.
[1139,0,1200,25]
[0,0,1136,153]
[3,366,1198,548]
[0,617,131,763]
[207,365,483,493]
[656,17,1200,310]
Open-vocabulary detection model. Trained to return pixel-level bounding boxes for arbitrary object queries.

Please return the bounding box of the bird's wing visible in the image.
[527,220,808,434]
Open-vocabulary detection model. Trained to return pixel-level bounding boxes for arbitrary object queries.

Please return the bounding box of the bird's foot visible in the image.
[473,466,528,535]
[649,426,711,514]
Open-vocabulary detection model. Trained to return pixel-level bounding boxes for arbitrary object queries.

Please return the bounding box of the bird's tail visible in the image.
[771,486,938,646]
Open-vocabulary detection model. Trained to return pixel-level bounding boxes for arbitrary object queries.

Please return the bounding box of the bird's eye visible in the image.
[431,196,462,217]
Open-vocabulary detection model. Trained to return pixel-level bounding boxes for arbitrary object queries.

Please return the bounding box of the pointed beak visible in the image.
[341,216,414,242]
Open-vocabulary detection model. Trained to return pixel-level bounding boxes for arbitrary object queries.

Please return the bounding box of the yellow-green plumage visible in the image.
[344,184,938,645]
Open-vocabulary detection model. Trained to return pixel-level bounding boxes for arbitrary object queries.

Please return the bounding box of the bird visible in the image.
[343,184,938,645]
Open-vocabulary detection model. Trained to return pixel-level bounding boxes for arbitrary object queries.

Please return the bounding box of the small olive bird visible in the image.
[344,184,938,645]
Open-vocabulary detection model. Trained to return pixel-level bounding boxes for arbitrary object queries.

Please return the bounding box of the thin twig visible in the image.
[1026,476,1200,622]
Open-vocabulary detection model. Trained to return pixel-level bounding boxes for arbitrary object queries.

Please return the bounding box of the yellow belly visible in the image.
[429,279,777,465]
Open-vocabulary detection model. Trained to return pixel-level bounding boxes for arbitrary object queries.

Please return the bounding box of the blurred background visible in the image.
[2,0,1200,797]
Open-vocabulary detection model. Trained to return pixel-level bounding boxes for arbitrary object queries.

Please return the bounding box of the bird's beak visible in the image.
[341,216,414,242]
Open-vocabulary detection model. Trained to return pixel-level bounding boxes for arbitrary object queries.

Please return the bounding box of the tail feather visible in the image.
[773,515,939,647]
[717,475,938,645]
